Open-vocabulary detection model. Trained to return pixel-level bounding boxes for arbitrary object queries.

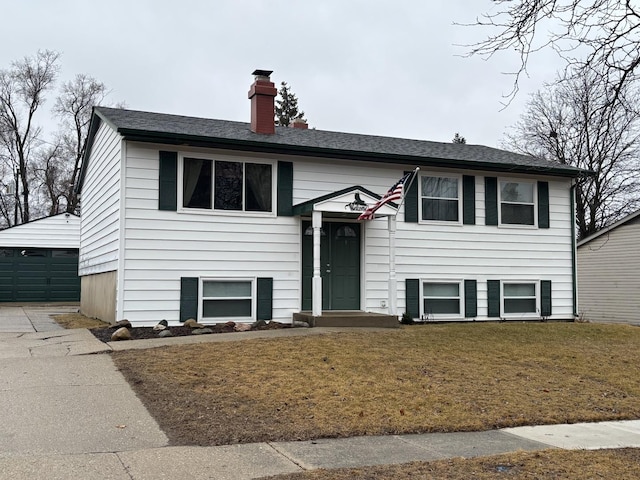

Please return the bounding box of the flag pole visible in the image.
[395,166,420,214]
[387,166,418,317]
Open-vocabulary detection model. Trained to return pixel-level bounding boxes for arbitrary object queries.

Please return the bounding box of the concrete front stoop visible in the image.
[294,311,399,328]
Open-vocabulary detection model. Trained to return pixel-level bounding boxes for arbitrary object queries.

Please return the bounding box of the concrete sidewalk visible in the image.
[1,305,640,479]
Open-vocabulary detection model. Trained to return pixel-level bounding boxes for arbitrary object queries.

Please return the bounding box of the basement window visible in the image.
[423,281,462,318]
[503,282,537,315]
[201,279,254,320]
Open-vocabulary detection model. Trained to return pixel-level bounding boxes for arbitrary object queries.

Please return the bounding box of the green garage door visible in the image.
[0,248,80,302]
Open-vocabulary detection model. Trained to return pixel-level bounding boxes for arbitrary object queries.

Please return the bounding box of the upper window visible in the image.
[182,158,273,213]
[421,175,460,222]
[499,180,535,225]
[503,282,537,315]
[423,281,462,318]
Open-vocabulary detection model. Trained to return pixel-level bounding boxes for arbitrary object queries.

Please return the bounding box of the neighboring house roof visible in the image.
[0,213,80,249]
[78,106,584,193]
[577,209,640,247]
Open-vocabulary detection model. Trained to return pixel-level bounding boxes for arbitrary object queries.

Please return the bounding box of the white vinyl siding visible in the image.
[295,162,574,321]
[577,216,640,324]
[99,139,576,325]
[78,122,122,275]
[0,214,79,249]
[118,143,298,325]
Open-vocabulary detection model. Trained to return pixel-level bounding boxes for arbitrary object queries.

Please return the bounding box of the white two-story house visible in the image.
[76,70,583,326]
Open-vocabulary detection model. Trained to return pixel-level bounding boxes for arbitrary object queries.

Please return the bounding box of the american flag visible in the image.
[358,171,413,221]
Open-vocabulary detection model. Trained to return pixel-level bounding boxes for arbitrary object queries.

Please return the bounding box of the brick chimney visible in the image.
[290,117,308,129]
[248,69,277,134]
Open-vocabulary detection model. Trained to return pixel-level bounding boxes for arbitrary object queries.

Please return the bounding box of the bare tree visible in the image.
[466,1,640,105]
[52,74,108,214]
[0,50,60,225]
[503,70,640,239]
[0,53,116,228]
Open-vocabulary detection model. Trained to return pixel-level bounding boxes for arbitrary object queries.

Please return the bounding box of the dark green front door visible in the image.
[302,222,361,310]
[0,248,80,302]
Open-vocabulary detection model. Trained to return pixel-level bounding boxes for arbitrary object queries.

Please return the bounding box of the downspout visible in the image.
[570,181,578,318]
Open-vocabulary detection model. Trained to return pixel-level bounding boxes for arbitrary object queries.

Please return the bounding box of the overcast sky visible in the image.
[1,1,564,148]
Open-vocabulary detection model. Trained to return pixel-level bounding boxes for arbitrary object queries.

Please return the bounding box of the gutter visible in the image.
[116,129,584,179]
[571,181,578,318]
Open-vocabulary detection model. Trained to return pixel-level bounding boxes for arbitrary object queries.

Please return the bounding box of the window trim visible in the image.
[498,177,538,228]
[419,173,463,225]
[199,277,256,322]
[421,279,464,320]
[501,280,540,319]
[177,153,276,216]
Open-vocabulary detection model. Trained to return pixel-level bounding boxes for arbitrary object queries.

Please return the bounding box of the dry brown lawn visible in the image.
[261,449,640,479]
[53,313,110,329]
[112,322,640,446]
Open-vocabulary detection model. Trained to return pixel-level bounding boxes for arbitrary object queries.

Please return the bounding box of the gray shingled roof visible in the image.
[92,106,583,177]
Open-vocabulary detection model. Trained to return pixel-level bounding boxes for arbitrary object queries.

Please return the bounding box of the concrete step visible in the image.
[293,311,399,328]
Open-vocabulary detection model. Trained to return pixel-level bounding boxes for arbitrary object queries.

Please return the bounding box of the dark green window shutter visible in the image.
[487,280,501,318]
[485,177,498,226]
[463,175,476,225]
[404,171,418,223]
[464,279,477,318]
[541,280,552,317]
[538,181,550,229]
[405,278,420,318]
[277,161,293,216]
[257,277,273,320]
[180,277,198,322]
[159,151,178,211]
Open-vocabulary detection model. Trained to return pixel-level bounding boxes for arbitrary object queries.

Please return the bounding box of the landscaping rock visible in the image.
[114,319,132,329]
[293,320,310,328]
[266,321,285,329]
[158,330,173,338]
[234,323,252,332]
[253,319,268,329]
[191,328,213,335]
[153,319,169,331]
[111,327,132,341]
[184,318,205,328]
[219,322,235,333]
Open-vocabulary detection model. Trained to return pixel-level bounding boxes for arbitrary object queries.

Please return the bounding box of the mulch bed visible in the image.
[91,322,290,343]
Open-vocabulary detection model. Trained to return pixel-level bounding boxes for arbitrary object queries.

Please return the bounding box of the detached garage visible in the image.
[0,213,80,302]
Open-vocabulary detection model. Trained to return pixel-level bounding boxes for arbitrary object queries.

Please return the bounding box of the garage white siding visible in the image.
[0,214,79,248]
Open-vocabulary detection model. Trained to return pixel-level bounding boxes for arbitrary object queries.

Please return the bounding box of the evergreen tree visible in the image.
[452,133,467,144]
[275,81,306,127]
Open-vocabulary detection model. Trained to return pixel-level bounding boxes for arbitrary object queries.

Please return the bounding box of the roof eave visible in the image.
[118,129,584,178]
